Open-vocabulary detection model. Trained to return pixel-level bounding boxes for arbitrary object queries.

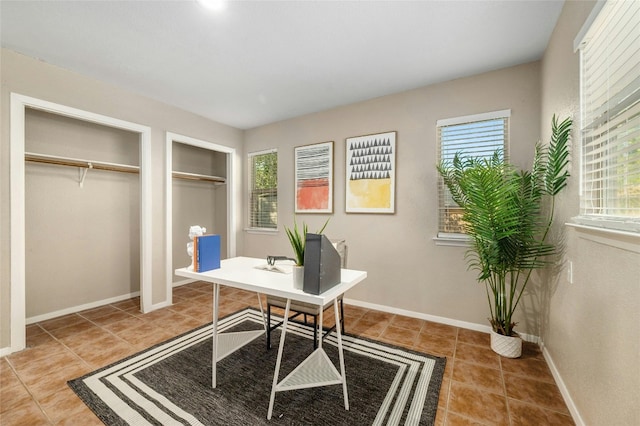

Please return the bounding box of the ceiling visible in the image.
[0,0,564,130]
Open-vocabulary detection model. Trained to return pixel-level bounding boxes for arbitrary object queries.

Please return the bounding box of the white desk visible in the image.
[175,256,367,420]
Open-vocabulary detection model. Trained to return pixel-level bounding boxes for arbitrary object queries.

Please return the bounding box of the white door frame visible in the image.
[8,93,153,354]
[165,132,237,302]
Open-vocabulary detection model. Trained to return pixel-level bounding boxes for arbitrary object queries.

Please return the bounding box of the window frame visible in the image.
[247,148,278,232]
[434,109,511,246]
[572,0,640,234]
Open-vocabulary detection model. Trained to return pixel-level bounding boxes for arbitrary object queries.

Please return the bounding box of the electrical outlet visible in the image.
[567,261,573,284]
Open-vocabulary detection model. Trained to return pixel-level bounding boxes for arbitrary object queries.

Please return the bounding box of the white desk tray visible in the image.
[275,348,342,392]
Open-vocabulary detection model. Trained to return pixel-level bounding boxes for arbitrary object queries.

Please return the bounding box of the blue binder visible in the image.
[196,234,221,272]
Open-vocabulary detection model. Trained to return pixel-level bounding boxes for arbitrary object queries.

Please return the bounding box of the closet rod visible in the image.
[172,170,226,184]
[25,152,139,174]
[26,152,227,184]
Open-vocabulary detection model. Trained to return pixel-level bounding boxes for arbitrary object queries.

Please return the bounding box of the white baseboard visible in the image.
[343,298,540,343]
[541,343,584,426]
[22,280,197,326]
[342,299,576,423]
[138,280,195,312]
[25,291,141,325]
[172,278,196,287]
[0,346,13,358]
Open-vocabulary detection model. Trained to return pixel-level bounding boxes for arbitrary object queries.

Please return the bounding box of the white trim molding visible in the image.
[433,234,471,247]
[343,298,540,344]
[573,0,606,52]
[436,109,511,127]
[165,132,237,300]
[541,343,586,426]
[566,222,640,254]
[26,292,141,325]
[8,93,153,355]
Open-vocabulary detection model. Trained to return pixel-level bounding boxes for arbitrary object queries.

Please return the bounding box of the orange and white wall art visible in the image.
[295,141,334,213]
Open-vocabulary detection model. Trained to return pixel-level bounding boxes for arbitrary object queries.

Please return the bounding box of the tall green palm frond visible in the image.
[436,115,572,336]
[545,116,572,196]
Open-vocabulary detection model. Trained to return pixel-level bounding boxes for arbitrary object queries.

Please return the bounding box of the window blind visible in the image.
[437,111,510,236]
[579,0,640,225]
[248,149,277,229]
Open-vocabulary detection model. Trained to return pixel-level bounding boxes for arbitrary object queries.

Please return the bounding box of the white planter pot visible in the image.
[490,330,522,358]
[292,265,304,290]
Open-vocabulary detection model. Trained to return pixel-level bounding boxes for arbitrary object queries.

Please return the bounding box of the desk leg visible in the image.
[212,282,220,388]
[267,298,290,420]
[335,298,349,410]
[318,304,323,349]
[256,292,268,337]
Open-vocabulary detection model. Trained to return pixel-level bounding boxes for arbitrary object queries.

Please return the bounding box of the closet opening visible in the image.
[8,93,152,355]
[165,132,236,301]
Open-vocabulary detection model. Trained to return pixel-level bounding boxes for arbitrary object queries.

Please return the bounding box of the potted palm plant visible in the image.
[437,115,571,357]
[285,218,329,289]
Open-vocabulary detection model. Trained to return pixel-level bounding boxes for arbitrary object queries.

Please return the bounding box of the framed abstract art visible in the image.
[345,131,396,213]
[294,141,334,213]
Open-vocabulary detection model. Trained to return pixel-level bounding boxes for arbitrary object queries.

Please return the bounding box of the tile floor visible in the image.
[1,282,574,425]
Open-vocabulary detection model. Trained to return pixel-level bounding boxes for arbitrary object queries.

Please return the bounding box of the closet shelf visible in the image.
[25,152,226,184]
[25,152,139,174]
[172,170,226,184]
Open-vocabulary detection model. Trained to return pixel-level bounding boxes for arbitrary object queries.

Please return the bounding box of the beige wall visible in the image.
[540,1,640,424]
[0,48,244,348]
[244,61,543,332]
[25,109,141,317]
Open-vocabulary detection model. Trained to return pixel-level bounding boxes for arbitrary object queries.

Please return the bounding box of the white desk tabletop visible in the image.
[175,256,367,305]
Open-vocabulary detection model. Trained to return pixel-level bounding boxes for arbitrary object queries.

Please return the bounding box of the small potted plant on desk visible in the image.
[285,218,329,289]
[437,115,571,358]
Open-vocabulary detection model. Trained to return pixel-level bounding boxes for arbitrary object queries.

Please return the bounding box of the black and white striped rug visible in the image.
[69,308,446,425]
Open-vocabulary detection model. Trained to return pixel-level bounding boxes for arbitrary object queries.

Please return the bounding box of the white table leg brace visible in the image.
[266,298,349,420]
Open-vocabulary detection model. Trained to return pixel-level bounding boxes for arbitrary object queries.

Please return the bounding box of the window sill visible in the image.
[566,220,640,254]
[433,236,471,247]
[569,216,640,234]
[244,227,279,235]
